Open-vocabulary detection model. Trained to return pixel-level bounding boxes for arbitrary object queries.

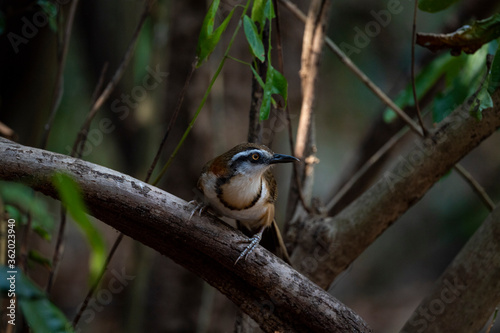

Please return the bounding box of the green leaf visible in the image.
[470,85,493,120]
[134,20,153,84]
[20,299,73,333]
[264,0,275,21]
[433,43,490,122]
[251,64,274,119]
[196,0,236,67]
[52,173,106,285]
[0,182,54,241]
[249,0,285,121]
[243,15,265,62]
[383,42,493,124]
[37,0,58,32]
[418,0,460,13]
[5,204,24,223]
[0,266,73,333]
[488,42,500,94]
[251,0,267,29]
[259,64,288,120]
[28,250,52,269]
[269,66,287,105]
[383,52,466,123]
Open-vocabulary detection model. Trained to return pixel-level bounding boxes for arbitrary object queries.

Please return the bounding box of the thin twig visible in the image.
[40,0,79,295]
[145,59,197,183]
[89,63,109,107]
[325,34,425,136]
[485,307,499,333]
[326,0,426,214]
[19,213,32,272]
[325,127,409,212]
[294,0,326,158]
[451,55,496,211]
[286,0,329,222]
[280,0,496,212]
[411,0,427,135]
[279,0,424,137]
[152,0,252,186]
[248,19,269,144]
[69,0,155,327]
[274,4,308,211]
[271,0,310,214]
[40,0,80,149]
[71,0,155,158]
[72,233,124,326]
[273,0,284,74]
[46,207,67,293]
[0,122,17,140]
[453,164,495,211]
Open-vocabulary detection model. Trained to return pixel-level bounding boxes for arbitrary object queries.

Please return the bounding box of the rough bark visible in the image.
[401,203,500,333]
[290,89,500,289]
[0,137,371,333]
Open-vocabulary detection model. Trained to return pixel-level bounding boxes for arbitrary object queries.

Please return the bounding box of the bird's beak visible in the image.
[269,153,300,164]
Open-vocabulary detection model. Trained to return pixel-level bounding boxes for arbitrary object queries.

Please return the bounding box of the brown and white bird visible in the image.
[193,143,299,264]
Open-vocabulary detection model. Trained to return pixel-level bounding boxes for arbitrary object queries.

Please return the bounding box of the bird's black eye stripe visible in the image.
[231,150,265,167]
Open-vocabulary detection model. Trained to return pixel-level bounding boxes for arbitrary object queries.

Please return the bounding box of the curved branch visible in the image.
[290,89,500,289]
[0,138,371,333]
[401,203,500,333]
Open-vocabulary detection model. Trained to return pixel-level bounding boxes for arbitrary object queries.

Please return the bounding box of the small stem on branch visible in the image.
[411,0,427,136]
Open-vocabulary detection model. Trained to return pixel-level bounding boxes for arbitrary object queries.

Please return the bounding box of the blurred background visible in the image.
[1,0,499,332]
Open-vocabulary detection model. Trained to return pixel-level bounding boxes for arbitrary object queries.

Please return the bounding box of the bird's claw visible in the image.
[234,234,262,265]
[188,200,207,220]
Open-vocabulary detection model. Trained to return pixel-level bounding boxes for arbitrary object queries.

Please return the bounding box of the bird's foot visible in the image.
[187,200,207,220]
[234,233,262,265]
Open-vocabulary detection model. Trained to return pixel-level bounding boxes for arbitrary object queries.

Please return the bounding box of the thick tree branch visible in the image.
[0,138,371,333]
[401,203,500,333]
[290,89,500,289]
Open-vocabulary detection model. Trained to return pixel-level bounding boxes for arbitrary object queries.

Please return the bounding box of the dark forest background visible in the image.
[1,0,500,332]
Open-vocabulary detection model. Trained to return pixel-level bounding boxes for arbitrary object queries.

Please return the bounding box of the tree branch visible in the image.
[285,0,330,239]
[0,137,371,333]
[290,89,500,290]
[401,203,500,333]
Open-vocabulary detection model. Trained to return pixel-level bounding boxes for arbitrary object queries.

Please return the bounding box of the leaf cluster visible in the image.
[196,0,288,121]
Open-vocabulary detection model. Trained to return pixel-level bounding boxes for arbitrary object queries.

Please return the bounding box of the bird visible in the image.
[192,143,299,264]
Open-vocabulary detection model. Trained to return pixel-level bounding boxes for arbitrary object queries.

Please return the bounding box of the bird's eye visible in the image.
[251,153,260,161]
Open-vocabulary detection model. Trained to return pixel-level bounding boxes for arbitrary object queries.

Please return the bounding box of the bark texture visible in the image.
[0,137,371,333]
[401,204,500,333]
[290,90,500,289]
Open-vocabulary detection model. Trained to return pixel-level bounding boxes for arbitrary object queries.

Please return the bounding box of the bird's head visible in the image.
[218,143,299,177]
